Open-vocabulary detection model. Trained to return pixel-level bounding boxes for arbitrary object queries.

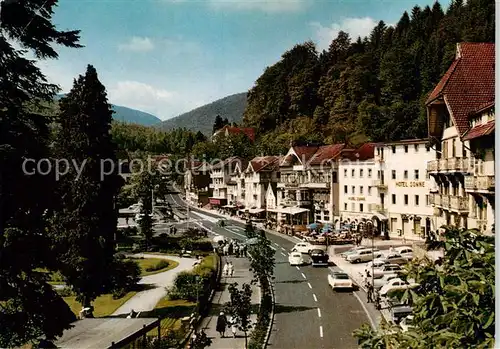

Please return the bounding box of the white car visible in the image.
[347,249,383,263]
[365,259,389,274]
[288,252,304,266]
[373,273,400,290]
[291,242,326,254]
[341,246,366,259]
[400,315,415,332]
[379,278,417,297]
[328,271,353,291]
[373,264,403,278]
[135,213,154,221]
[394,246,413,260]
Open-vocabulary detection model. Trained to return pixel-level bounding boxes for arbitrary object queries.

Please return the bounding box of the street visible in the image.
[165,189,374,349]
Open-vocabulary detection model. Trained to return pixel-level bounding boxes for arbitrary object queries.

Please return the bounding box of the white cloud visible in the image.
[209,0,307,12]
[311,17,378,51]
[118,37,155,52]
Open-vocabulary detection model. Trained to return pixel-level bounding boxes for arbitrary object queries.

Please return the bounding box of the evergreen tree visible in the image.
[212,115,225,134]
[49,65,128,315]
[0,0,82,345]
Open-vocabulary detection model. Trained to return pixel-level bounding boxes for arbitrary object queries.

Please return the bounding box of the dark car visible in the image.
[310,249,329,267]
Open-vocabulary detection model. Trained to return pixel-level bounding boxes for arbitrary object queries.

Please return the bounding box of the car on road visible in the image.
[381,252,409,265]
[291,242,326,254]
[394,246,414,260]
[346,249,383,263]
[379,278,417,297]
[327,271,353,291]
[310,249,329,267]
[288,252,305,266]
[340,246,366,259]
[373,264,403,278]
[373,273,400,290]
[400,315,415,332]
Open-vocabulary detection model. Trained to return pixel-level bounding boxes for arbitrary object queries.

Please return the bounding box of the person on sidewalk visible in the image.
[223,262,229,277]
[229,315,237,338]
[367,283,374,303]
[234,244,240,257]
[228,262,234,277]
[216,312,228,338]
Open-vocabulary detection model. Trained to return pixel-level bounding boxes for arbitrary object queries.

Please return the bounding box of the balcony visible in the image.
[441,195,449,208]
[427,160,438,172]
[370,204,387,215]
[371,179,388,189]
[477,175,495,191]
[449,196,468,212]
[464,176,477,191]
[432,194,442,206]
[438,159,448,171]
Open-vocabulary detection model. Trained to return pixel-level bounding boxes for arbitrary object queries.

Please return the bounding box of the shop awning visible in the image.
[372,213,388,221]
[273,207,309,215]
[209,198,227,205]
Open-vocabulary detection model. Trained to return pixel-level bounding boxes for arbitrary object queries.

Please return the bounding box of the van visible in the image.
[347,249,383,263]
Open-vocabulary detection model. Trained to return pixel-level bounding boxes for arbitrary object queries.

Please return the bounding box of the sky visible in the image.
[35,0,441,121]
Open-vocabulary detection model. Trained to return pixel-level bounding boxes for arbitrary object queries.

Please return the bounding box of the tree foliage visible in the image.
[227,282,253,349]
[0,0,82,345]
[243,0,494,145]
[354,227,495,348]
[247,234,275,283]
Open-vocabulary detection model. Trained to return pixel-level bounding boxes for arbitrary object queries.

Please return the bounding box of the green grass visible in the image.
[63,292,137,317]
[144,298,196,337]
[128,257,179,276]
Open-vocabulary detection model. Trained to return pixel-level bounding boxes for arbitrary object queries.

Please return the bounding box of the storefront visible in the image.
[209,198,227,208]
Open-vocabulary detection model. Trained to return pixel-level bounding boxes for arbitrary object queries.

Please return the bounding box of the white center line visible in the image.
[301,272,306,279]
[307,282,312,289]
[281,247,286,251]
[313,294,318,302]
[274,243,280,247]
[280,252,286,257]
[317,308,322,318]
[296,266,300,271]
[319,326,323,338]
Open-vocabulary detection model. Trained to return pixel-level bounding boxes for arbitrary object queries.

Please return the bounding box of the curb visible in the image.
[262,275,275,349]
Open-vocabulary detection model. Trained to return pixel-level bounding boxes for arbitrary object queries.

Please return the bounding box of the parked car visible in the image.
[310,249,329,267]
[379,278,417,297]
[394,246,413,260]
[288,252,305,266]
[365,259,389,274]
[346,249,383,263]
[391,305,413,324]
[382,252,409,265]
[291,242,326,254]
[341,246,366,259]
[373,273,400,290]
[373,264,403,278]
[327,271,353,291]
[135,213,154,221]
[400,315,415,332]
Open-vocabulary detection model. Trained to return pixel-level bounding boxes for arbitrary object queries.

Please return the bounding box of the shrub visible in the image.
[107,259,141,293]
[145,260,170,272]
[57,286,74,297]
[112,287,127,299]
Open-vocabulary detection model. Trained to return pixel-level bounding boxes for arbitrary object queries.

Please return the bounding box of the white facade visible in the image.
[374,140,436,240]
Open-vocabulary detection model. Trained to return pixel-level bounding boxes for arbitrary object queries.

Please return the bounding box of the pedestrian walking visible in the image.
[216,312,227,338]
[389,245,395,253]
[223,244,229,256]
[228,262,234,277]
[367,283,374,303]
[223,262,229,277]
[229,315,237,338]
[234,244,240,257]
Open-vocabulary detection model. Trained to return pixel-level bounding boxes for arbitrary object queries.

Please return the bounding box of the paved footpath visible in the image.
[112,253,196,316]
[199,256,260,349]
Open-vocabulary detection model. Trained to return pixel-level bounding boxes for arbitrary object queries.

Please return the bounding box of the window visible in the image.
[415,195,419,206]
[404,170,408,179]
[344,203,348,210]
[452,139,456,157]
[360,169,363,178]
[368,169,372,178]
[368,187,372,195]
[360,186,364,194]
[351,169,355,177]
[392,194,396,204]
[344,185,347,194]
[392,146,396,153]
[360,203,364,212]
[404,195,408,205]
[414,144,419,152]
[351,186,355,194]
[463,147,467,158]
[392,170,396,180]
[351,203,355,211]
[404,145,408,153]
[414,170,419,180]
[344,169,347,177]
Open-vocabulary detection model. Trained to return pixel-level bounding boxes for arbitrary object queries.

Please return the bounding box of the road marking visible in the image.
[280,252,286,257]
[301,272,306,279]
[296,266,300,271]
[270,246,276,250]
[307,282,312,289]
[281,247,286,251]
[274,243,280,247]
[319,326,323,338]
[353,291,377,330]
[313,294,317,302]
[317,308,322,318]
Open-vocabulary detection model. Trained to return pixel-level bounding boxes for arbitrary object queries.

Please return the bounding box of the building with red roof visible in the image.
[212,125,256,142]
[426,42,494,235]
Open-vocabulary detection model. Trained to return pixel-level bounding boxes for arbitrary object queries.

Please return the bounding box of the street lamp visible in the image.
[365,219,375,293]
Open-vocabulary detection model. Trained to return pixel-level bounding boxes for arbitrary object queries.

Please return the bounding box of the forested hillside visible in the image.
[158,92,247,135]
[243,0,494,151]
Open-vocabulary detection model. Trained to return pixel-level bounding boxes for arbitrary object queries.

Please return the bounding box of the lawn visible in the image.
[144,298,196,337]
[130,257,179,276]
[63,292,136,317]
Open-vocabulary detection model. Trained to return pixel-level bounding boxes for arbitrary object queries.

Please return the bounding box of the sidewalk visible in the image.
[199,256,260,349]
[112,254,196,315]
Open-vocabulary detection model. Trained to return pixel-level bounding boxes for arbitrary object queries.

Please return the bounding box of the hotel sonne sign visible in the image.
[395,181,425,187]
[348,197,365,201]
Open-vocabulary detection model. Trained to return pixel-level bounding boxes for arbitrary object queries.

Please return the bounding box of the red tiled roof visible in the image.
[307,144,345,165]
[215,125,256,142]
[340,143,375,161]
[462,120,495,141]
[426,43,495,136]
[249,156,280,172]
[280,146,319,167]
[470,100,495,116]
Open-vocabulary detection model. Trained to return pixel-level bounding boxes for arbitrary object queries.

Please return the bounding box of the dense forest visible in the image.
[243,0,495,151]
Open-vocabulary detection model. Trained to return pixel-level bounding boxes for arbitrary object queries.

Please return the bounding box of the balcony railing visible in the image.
[370,204,387,214]
[449,196,468,212]
[438,159,448,171]
[477,175,495,191]
[429,194,435,205]
[441,195,449,207]
[464,176,477,190]
[433,194,442,206]
[427,160,438,172]
[372,179,388,189]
